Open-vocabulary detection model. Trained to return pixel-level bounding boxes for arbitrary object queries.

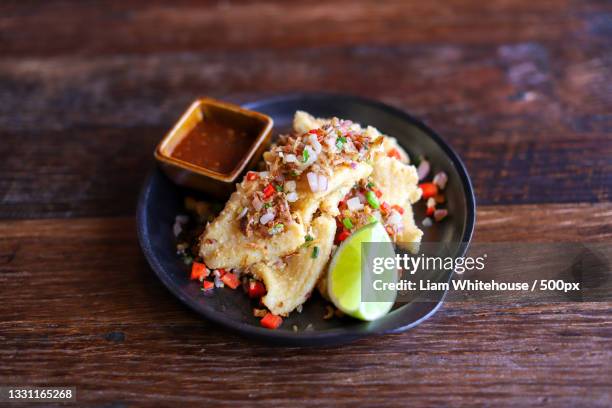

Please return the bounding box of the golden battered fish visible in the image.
[199,184,306,269]
[251,215,337,316]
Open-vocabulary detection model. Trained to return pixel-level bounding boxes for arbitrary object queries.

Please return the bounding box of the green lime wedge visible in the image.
[327,222,397,321]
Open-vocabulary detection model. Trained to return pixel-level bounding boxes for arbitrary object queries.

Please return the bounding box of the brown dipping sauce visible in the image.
[171,120,254,174]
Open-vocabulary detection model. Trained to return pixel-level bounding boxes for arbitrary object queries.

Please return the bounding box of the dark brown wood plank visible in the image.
[1,0,608,57]
[1,42,610,133]
[0,205,610,406]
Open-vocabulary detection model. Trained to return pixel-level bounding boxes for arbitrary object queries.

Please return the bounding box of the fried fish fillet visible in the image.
[371,155,421,206]
[293,110,329,134]
[199,187,305,269]
[292,162,372,224]
[251,215,337,316]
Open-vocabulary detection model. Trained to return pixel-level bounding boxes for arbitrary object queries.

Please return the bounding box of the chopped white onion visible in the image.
[308,134,322,154]
[175,215,189,224]
[237,207,248,219]
[259,211,275,225]
[346,197,364,211]
[422,217,433,227]
[417,160,430,181]
[286,192,298,202]
[259,171,269,178]
[433,171,448,190]
[303,146,317,165]
[285,180,296,192]
[173,221,183,237]
[307,172,319,192]
[318,174,328,192]
[284,154,297,163]
[214,276,224,288]
[388,210,403,226]
[426,197,436,208]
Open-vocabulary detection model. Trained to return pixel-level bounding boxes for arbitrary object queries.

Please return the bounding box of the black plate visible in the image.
[137,93,475,346]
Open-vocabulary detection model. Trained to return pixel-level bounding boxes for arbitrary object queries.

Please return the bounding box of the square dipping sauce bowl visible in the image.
[155,98,273,199]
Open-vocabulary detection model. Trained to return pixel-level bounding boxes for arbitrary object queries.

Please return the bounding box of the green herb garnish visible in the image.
[365,190,380,209]
[342,217,354,230]
[335,136,346,151]
[311,246,320,259]
[302,148,310,163]
[274,184,283,192]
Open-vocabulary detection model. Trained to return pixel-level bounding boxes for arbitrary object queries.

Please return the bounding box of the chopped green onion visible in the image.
[311,246,320,259]
[263,203,272,209]
[368,215,378,224]
[274,184,283,192]
[302,148,310,163]
[342,217,354,230]
[365,190,380,209]
[335,137,346,151]
[290,170,299,177]
[305,234,314,242]
[366,181,375,189]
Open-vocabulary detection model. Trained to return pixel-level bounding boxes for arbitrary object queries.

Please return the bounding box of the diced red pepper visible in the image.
[385,226,395,236]
[387,148,402,160]
[336,229,351,243]
[246,171,258,181]
[248,281,267,298]
[260,313,283,329]
[419,183,438,199]
[380,201,391,215]
[202,280,214,291]
[372,188,382,198]
[426,206,435,216]
[392,205,404,215]
[190,262,208,280]
[308,129,319,134]
[221,272,240,289]
[217,268,227,277]
[263,184,275,199]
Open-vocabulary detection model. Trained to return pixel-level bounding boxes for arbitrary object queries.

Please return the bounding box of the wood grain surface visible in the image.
[0,0,610,406]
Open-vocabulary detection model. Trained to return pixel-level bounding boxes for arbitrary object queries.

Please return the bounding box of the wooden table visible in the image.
[1,1,610,406]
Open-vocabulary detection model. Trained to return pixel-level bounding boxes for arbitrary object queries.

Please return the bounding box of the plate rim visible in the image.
[137,92,476,345]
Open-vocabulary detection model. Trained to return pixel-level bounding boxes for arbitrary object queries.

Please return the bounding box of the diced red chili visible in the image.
[387,148,402,160]
[336,229,351,243]
[263,184,275,199]
[392,205,404,215]
[217,268,227,277]
[385,226,395,236]
[308,129,318,134]
[202,280,214,291]
[380,201,391,215]
[248,281,267,298]
[426,206,435,216]
[419,183,438,199]
[260,313,283,329]
[372,188,382,198]
[246,171,258,181]
[221,272,240,289]
[190,262,207,280]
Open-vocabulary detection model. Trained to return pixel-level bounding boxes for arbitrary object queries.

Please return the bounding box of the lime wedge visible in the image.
[327,222,397,321]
